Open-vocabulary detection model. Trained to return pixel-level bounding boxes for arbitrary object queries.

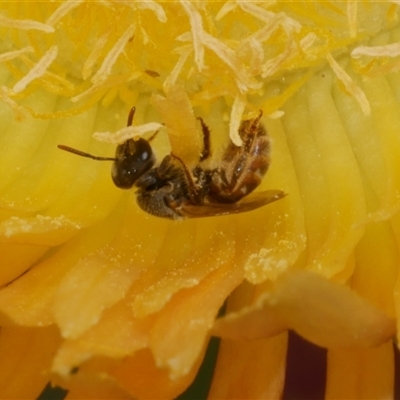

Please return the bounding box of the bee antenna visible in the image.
[57,145,116,161]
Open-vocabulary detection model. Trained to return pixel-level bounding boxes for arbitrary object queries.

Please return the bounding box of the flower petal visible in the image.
[0,197,129,326]
[244,116,306,284]
[208,334,288,399]
[326,342,394,399]
[64,374,132,400]
[212,300,287,340]
[282,70,366,278]
[353,221,398,318]
[214,271,395,348]
[53,358,133,400]
[149,263,243,380]
[111,349,201,399]
[52,302,153,376]
[0,326,61,399]
[0,242,48,286]
[270,271,395,348]
[130,217,235,318]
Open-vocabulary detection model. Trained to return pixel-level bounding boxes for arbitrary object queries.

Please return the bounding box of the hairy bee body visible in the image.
[58,108,285,220]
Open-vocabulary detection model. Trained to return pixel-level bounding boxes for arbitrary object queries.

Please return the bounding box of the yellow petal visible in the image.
[243,116,306,284]
[282,70,366,278]
[0,2,399,398]
[353,221,398,318]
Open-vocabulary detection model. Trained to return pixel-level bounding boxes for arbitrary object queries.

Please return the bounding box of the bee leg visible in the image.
[147,130,159,142]
[127,105,162,142]
[167,153,208,204]
[208,111,271,203]
[197,117,211,161]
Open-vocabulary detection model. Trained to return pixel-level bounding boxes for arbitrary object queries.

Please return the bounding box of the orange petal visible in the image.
[212,300,287,340]
[111,349,201,399]
[54,253,140,339]
[0,325,61,399]
[326,341,394,399]
[0,242,48,286]
[52,302,153,376]
[215,271,395,348]
[53,201,171,339]
[0,200,127,326]
[53,358,132,400]
[65,375,132,400]
[269,271,395,348]
[208,334,288,399]
[52,235,243,379]
[130,216,236,318]
[149,263,243,380]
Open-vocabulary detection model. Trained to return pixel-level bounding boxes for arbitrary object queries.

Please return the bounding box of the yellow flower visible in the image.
[0,1,399,398]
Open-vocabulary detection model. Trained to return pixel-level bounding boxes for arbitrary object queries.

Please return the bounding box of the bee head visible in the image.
[111,138,155,189]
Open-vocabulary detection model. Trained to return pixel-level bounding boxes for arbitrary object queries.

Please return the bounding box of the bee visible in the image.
[58,107,285,219]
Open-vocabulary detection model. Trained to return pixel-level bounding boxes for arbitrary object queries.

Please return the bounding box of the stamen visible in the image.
[180,1,205,71]
[12,46,58,94]
[215,2,237,20]
[351,43,400,59]
[238,2,301,33]
[0,86,27,120]
[0,47,33,63]
[93,122,163,144]
[136,0,167,23]
[229,94,246,147]
[163,46,192,92]
[0,13,54,32]
[71,81,104,103]
[82,31,110,80]
[300,32,317,52]
[347,1,358,38]
[239,14,282,50]
[46,0,84,26]
[261,30,295,78]
[202,31,261,91]
[326,53,371,116]
[91,24,136,85]
[245,38,264,75]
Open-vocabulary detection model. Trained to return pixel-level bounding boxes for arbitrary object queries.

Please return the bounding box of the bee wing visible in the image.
[179,190,286,218]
